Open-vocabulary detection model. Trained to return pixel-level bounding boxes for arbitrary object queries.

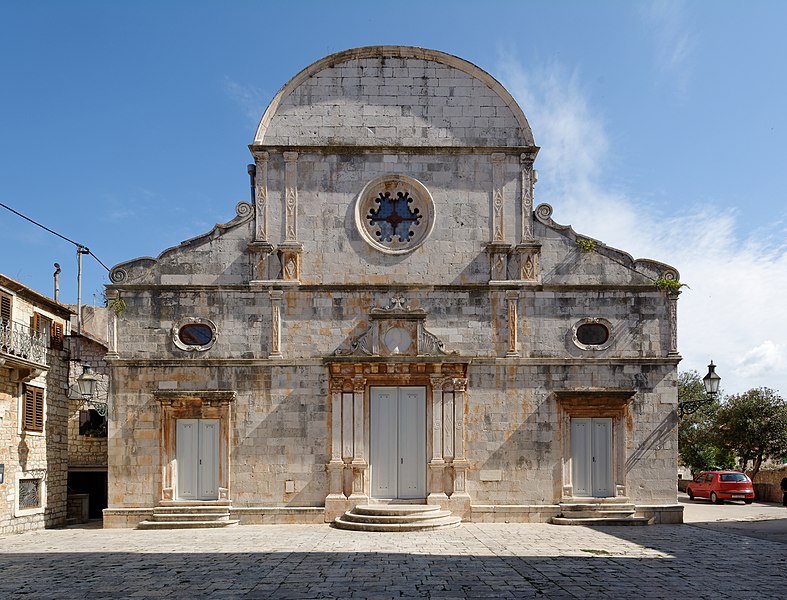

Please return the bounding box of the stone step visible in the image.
[333,515,461,532]
[159,499,232,506]
[137,519,239,530]
[341,509,455,525]
[352,504,442,517]
[151,506,231,515]
[149,512,231,522]
[333,504,461,532]
[561,510,636,519]
[552,516,653,526]
[560,503,635,512]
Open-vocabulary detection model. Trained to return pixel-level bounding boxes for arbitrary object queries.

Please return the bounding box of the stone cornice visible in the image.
[107,356,680,368]
[248,144,539,157]
[105,283,665,293]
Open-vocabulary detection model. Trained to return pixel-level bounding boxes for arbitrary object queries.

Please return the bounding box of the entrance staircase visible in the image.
[137,501,239,529]
[333,503,461,532]
[552,498,653,526]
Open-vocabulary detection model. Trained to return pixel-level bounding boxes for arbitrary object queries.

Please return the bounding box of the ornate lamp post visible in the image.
[76,364,108,417]
[678,361,721,417]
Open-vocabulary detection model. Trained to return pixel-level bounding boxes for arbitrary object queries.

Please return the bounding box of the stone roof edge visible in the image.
[253,45,535,146]
[534,203,680,282]
[107,202,253,285]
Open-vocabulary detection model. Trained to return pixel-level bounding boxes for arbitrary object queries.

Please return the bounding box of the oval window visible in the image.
[178,323,214,346]
[576,323,609,346]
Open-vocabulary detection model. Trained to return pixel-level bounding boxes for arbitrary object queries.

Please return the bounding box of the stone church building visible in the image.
[104,46,683,528]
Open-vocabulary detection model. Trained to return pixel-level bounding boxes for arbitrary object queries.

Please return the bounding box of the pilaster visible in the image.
[269,291,283,359]
[491,152,506,243]
[506,290,520,357]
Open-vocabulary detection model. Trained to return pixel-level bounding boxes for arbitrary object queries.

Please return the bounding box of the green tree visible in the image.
[714,387,787,478]
[677,371,733,473]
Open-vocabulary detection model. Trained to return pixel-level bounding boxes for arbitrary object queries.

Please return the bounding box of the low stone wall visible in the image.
[753,465,787,502]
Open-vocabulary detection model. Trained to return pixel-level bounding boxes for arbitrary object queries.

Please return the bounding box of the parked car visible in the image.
[686,471,755,504]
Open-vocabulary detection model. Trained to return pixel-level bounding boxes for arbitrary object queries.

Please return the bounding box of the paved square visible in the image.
[0,522,784,598]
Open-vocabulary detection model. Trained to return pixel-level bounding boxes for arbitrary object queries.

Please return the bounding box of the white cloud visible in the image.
[498,54,787,396]
[639,0,696,92]
[223,77,269,124]
[736,341,787,380]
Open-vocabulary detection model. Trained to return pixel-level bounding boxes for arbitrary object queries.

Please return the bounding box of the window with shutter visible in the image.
[23,385,44,432]
[32,312,53,348]
[51,321,64,350]
[0,292,11,324]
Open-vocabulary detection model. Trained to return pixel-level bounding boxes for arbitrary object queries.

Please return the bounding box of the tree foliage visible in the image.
[714,388,787,478]
[678,372,787,478]
[677,371,733,473]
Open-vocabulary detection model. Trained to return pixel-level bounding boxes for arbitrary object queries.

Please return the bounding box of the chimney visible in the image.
[53,263,61,302]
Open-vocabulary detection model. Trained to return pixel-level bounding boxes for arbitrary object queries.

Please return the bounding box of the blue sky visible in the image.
[1,1,786,394]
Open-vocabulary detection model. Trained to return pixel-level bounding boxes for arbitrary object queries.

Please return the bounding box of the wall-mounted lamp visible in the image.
[74,364,108,417]
[678,361,721,418]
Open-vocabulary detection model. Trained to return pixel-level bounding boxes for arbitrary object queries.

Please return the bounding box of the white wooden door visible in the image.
[176,418,219,500]
[370,386,426,499]
[571,417,613,497]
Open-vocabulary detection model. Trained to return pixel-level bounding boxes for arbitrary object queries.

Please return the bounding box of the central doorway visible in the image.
[370,386,426,499]
[571,417,613,497]
[176,419,219,500]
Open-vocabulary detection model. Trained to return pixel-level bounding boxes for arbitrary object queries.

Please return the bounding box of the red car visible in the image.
[686,471,755,504]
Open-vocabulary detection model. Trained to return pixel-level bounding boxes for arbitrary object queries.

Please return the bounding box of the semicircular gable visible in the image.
[254,46,535,148]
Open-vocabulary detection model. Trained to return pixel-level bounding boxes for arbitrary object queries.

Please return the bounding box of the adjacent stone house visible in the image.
[105,46,683,527]
[0,273,71,534]
[66,305,112,522]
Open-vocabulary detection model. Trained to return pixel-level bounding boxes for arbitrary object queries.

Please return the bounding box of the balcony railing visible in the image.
[0,320,48,365]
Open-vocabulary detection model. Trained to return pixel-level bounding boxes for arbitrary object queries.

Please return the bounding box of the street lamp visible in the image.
[76,364,108,417]
[678,361,721,417]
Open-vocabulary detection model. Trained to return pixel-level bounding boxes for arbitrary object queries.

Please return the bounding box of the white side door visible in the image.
[176,418,219,500]
[571,418,592,497]
[571,417,613,498]
[591,418,613,497]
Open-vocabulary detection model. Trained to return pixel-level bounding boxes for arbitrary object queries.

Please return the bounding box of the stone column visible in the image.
[506,290,520,357]
[269,291,283,358]
[254,151,270,243]
[487,154,511,282]
[349,376,368,502]
[451,377,470,503]
[428,376,448,504]
[520,152,535,242]
[279,152,304,282]
[283,152,299,242]
[327,379,346,501]
[249,151,274,281]
[668,291,681,357]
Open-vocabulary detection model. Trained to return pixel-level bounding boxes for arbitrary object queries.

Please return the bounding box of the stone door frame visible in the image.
[153,390,236,502]
[324,360,470,520]
[555,390,635,501]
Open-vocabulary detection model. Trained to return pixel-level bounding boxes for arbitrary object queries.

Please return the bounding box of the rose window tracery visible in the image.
[355,174,435,255]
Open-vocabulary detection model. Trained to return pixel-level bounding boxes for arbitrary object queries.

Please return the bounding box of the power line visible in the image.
[0,201,110,272]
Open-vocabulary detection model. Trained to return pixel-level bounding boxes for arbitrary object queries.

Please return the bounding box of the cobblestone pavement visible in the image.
[1,522,785,599]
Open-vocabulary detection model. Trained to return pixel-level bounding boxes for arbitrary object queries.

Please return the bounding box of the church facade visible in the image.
[104,46,683,527]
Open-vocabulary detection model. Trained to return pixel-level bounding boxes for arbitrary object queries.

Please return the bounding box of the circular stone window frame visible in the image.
[172,318,218,352]
[571,317,613,352]
[354,173,436,255]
